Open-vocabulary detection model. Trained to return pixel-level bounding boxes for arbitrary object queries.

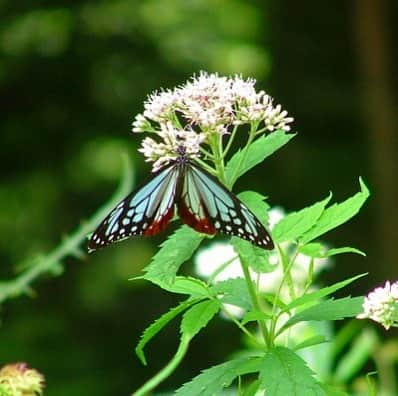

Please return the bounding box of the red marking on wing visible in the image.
[144,206,175,236]
[178,201,216,235]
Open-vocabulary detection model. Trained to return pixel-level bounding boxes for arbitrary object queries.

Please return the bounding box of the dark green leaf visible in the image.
[320,384,350,396]
[135,298,199,365]
[225,130,295,185]
[231,237,274,274]
[242,310,272,325]
[284,297,364,330]
[284,273,367,311]
[155,276,210,297]
[259,346,325,395]
[181,299,221,339]
[293,335,329,351]
[175,357,261,396]
[231,191,275,273]
[237,191,270,225]
[300,178,370,244]
[211,278,252,310]
[273,194,332,243]
[143,225,203,287]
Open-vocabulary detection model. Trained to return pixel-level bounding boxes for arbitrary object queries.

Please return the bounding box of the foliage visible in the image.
[126,130,382,396]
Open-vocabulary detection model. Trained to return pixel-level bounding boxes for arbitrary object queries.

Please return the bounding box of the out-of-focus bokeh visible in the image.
[1,1,397,394]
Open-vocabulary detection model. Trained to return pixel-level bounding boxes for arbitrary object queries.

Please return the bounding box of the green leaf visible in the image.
[243,379,261,396]
[320,384,350,396]
[237,191,270,225]
[284,297,364,330]
[175,357,261,396]
[142,225,204,287]
[210,278,252,310]
[273,193,332,243]
[298,243,326,257]
[180,299,221,340]
[298,244,366,258]
[135,298,199,365]
[154,276,210,297]
[284,273,367,311]
[325,247,366,257]
[242,310,272,325]
[293,335,329,351]
[258,346,325,395]
[231,191,274,273]
[231,237,274,274]
[225,130,295,185]
[300,178,370,244]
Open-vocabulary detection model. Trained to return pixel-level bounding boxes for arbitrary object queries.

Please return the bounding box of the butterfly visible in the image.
[88,148,274,252]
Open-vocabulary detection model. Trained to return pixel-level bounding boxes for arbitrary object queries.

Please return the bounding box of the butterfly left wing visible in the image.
[178,162,274,250]
[88,164,180,252]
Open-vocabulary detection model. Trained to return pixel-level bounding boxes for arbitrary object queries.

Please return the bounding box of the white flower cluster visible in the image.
[357,280,398,330]
[132,72,294,169]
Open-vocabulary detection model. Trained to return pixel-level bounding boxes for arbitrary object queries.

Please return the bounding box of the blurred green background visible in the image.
[1,0,397,394]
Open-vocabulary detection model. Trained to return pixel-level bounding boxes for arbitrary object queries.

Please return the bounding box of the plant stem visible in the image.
[228,123,257,187]
[240,259,271,348]
[133,337,190,396]
[0,156,133,305]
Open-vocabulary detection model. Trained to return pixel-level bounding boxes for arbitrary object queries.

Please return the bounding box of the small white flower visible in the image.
[357,280,398,330]
[138,122,206,171]
[132,114,151,133]
[143,89,180,122]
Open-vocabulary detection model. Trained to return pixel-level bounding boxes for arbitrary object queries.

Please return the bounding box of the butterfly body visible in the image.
[88,150,274,251]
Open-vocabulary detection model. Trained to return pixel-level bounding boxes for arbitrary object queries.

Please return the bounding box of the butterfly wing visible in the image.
[88,163,180,252]
[178,162,274,250]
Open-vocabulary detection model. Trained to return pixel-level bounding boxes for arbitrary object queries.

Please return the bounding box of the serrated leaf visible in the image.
[238,191,270,225]
[156,276,210,297]
[135,298,199,365]
[242,310,272,325]
[284,273,367,311]
[273,193,332,243]
[259,346,325,395]
[231,191,274,273]
[298,243,326,257]
[181,299,221,339]
[143,225,204,287]
[300,178,370,244]
[175,357,261,396]
[225,130,295,185]
[284,297,364,330]
[320,384,350,396]
[231,237,274,273]
[298,244,366,258]
[211,278,252,310]
[293,335,329,351]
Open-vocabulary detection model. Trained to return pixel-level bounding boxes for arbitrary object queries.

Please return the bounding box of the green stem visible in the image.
[0,156,133,305]
[240,259,271,348]
[223,124,239,157]
[278,244,296,301]
[228,123,257,187]
[133,337,190,396]
[208,255,239,284]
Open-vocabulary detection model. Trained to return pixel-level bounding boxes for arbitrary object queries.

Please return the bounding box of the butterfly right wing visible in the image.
[88,163,180,252]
